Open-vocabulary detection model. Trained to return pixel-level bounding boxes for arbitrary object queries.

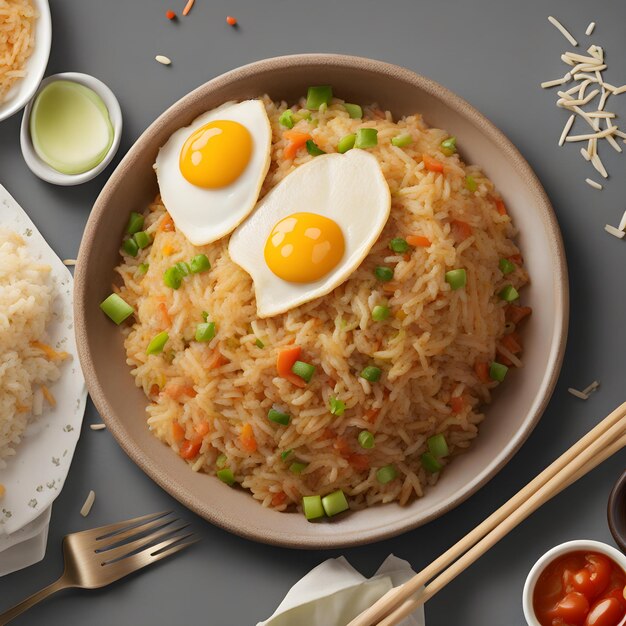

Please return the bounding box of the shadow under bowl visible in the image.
[608,469,626,554]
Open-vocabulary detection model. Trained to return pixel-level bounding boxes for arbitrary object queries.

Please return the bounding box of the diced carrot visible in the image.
[172,421,185,442]
[322,427,337,440]
[495,199,507,216]
[41,385,56,407]
[205,349,229,370]
[450,396,465,414]
[496,351,513,367]
[179,438,201,460]
[506,305,532,325]
[158,302,171,328]
[501,331,522,354]
[195,422,210,437]
[347,453,370,471]
[508,254,523,266]
[333,436,351,456]
[395,309,407,321]
[30,341,69,361]
[165,384,197,400]
[423,154,444,173]
[276,345,306,388]
[283,131,312,160]
[382,282,398,294]
[406,235,431,247]
[271,492,287,506]
[159,214,175,232]
[474,361,491,384]
[162,243,175,256]
[240,423,257,452]
[150,384,160,396]
[226,15,237,26]
[451,219,472,242]
[365,408,380,423]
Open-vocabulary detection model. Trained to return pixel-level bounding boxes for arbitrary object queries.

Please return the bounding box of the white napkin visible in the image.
[257,554,425,626]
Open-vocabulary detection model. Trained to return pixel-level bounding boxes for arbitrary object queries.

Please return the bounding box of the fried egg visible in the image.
[155,100,272,245]
[229,150,391,317]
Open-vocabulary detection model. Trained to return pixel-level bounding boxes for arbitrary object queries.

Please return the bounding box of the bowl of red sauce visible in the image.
[523,540,626,626]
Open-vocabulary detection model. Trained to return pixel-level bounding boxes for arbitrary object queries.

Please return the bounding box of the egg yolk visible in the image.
[264,213,345,283]
[179,120,252,188]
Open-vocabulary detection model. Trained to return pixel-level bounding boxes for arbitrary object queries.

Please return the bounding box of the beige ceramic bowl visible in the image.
[75,54,568,548]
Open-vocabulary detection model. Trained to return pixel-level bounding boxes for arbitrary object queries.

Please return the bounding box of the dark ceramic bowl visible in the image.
[608,469,626,553]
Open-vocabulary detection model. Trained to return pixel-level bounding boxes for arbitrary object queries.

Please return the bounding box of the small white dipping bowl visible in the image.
[20,72,122,186]
[0,0,51,123]
[522,539,626,626]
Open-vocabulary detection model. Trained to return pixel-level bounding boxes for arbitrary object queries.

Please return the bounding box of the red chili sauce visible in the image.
[533,551,626,626]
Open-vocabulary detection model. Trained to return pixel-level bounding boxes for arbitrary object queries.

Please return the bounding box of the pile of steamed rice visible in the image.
[0,229,61,469]
[114,94,529,512]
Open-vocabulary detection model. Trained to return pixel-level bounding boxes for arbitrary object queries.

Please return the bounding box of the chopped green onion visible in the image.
[389,237,410,253]
[445,269,467,290]
[354,128,378,149]
[255,338,265,349]
[421,452,442,473]
[306,85,333,110]
[337,133,356,154]
[499,258,516,275]
[289,461,308,475]
[360,365,382,382]
[440,137,457,156]
[391,133,413,148]
[302,495,325,520]
[374,266,394,282]
[280,449,294,461]
[427,433,449,458]
[489,361,509,382]
[163,266,183,289]
[122,238,139,257]
[146,331,169,356]
[291,360,316,383]
[321,489,349,516]
[279,109,294,129]
[100,293,134,325]
[466,175,478,192]
[371,305,390,322]
[217,468,235,485]
[175,261,190,276]
[329,396,345,416]
[189,254,211,274]
[344,103,363,119]
[201,310,209,321]
[133,231,151,249]
[318,102,328,115]
[376,465,397,484]
[216,454,228,469]
[358,430,375,449]
[126,211,144,235]
[499,284,519,302]
[195,321,216,342]
[137,263,149,275]
[306,139,325,156]
[268,408,290,426]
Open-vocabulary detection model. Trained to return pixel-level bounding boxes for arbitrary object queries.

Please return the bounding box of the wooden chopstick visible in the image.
[347,402,626,626]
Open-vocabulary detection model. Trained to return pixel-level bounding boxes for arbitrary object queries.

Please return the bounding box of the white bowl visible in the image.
[20,72,123,186]
[522,539,626,625]
[0,0,51,123]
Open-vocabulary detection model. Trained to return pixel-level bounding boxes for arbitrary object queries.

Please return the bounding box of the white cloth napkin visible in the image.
[257,554,425,626]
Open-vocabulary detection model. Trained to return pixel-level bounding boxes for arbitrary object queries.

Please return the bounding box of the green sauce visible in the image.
[30,80,114,175]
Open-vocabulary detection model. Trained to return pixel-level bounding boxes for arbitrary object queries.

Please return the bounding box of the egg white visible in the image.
[228,150,391,318]
[155,100,272,245]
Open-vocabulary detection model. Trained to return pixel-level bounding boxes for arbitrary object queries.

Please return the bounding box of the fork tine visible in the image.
[100,523,190,564]
[96,515,178,551]
[119,535,200,572]
[75,511,172,541]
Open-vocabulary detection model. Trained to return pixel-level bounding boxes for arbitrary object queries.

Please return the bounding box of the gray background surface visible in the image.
[1,0,625,624]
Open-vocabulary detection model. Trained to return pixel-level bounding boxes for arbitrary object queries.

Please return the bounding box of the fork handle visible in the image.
[0,576,71,625]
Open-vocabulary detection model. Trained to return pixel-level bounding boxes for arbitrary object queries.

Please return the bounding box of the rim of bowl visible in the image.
[522,539,626,626]
[0,0,51,123]
[608,470,626,553]
[19,72,123,186]
[74,53,569,548]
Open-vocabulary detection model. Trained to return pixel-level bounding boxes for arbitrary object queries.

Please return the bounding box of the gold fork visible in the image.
[0,511,198,625]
